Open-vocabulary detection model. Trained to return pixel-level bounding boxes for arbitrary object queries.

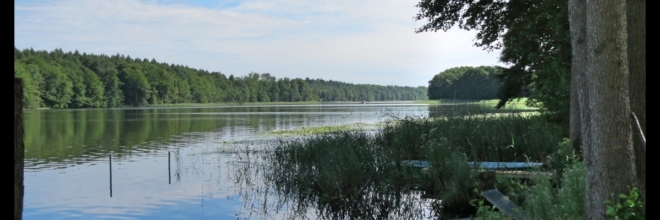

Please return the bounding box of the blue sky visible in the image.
[14,0,502,87]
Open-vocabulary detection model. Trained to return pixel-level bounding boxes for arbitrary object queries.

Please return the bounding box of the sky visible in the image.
[14,0,503,87]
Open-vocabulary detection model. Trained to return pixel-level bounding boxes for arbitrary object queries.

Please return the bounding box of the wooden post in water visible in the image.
[109,154,113,197]
[15,78,24,220]
[168,151,171,184]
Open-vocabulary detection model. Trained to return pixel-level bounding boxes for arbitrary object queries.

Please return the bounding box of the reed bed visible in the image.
[255,113,570,219]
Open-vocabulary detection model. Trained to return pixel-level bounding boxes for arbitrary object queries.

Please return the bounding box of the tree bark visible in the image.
[569,0,587,158]
[585,0,638,219]
[569,1,595,217]
[626,0,646,203]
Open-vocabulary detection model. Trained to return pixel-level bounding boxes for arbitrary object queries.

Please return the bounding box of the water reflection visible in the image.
[23,103,533,219]
[109,154,113,198]
[23,104,429,170]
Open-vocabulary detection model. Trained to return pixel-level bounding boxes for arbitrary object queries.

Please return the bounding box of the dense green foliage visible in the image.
[415,0,572,124]
[605,188,645,220]
[14,48,427,109]
[427,66,502,100]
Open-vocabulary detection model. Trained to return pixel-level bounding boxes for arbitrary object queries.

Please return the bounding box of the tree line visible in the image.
[427,66,502,101]
[14,48,427,109]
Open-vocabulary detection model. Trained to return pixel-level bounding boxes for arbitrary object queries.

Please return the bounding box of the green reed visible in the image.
[382,113,564,163]
[260,113,567,219]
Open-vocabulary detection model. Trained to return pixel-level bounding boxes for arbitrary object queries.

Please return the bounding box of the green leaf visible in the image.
[606,207,617,216]
[624,200,634,207]
[469,198,482,207]
[624,212,634,220]
[619,193,628,199]
[629,190,638,200]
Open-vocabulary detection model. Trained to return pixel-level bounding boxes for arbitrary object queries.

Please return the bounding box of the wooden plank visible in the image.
[484,170,554,179]
[400,160,545,170]
[420,168,553,179]
[468,162,544,169]
[399,160,430,168]
[481,189,528,220]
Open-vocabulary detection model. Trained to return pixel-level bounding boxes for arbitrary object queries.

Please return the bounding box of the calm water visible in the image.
[22,102,525,220]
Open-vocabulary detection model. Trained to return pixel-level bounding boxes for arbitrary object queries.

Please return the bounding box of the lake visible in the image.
[22,102,528,220]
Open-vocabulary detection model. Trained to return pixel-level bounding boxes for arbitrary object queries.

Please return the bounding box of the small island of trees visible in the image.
[427,66,502,101]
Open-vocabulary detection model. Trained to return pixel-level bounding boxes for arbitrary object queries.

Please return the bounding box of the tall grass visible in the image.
[259,113,567,219]
[378,113,564,162]
[264,131,436,219]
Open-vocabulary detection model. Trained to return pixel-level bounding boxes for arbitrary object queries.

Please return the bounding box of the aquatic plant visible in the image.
[256,113,567,218]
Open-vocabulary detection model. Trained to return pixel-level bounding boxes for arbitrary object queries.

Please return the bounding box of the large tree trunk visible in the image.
[569,71,581,156]
[568,0,587,158]
[585,0,638,219]
[569,1,594,217]
[626,0,646,203]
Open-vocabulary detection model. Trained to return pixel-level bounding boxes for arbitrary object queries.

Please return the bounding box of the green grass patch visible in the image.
[264,123,377,136]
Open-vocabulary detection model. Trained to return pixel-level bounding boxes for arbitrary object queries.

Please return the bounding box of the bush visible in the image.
[605,187,645,220]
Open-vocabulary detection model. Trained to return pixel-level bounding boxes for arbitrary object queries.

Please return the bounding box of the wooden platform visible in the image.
[400,160,544,170]
[419,167,553,179]
[481,189,528,220]
[451,189,528,220]
[481,169,553,179]
[453,189,529,220]
[399,160,553,179]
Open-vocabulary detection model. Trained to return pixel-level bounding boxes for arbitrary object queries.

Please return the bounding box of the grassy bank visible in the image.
[264,123,378,136]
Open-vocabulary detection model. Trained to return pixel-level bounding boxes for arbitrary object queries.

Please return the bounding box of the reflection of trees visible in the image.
[174,149,181,183]
[24,106,329,169]
[23,108,229,168]
[23,105,426,170]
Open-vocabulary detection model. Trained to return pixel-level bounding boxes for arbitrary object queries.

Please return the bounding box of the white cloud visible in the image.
[14,0,502,86]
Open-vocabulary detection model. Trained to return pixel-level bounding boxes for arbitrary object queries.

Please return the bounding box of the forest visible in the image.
[14,48,428,109]
[427,66,502,101]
